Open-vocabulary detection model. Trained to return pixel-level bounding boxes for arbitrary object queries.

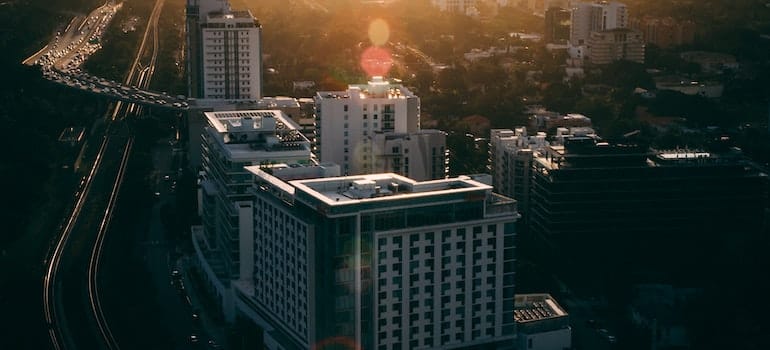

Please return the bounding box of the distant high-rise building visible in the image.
[630,16,696,48]
[314,77,447,180]
[528,136,767,280]
[231,167,520,349]
[432,0,478,15]
[489,128,547,217]
[186,0,262,100]
[587,28,645,64]
[570,1,627,46]
[489,126,594,218]
[195,110,312,312]
[545,6,571,44]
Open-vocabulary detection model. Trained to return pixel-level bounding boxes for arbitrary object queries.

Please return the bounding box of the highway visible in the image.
[23,0,188,111]
[42,0,166,349]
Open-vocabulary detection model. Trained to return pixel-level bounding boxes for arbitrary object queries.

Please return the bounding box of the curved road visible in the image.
[43,0,165,349]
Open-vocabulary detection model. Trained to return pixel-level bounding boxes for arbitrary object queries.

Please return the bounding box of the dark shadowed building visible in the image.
[528,136,767,283]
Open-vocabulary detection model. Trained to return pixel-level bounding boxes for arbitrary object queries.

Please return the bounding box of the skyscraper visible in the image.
[314,77,447,180]
[233,166,520,349]
[186,0,262,100]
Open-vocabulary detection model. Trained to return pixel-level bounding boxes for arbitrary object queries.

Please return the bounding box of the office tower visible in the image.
[233,167,520,349]
[186,0,262,100]
[586,28,645,64]
[545,6,571,44]
[528,136,767,281]
[570,1,627,46]
[196,110,312,306]
[314,77,447,180]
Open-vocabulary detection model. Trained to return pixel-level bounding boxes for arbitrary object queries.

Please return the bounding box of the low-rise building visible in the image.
[515,294,571,350]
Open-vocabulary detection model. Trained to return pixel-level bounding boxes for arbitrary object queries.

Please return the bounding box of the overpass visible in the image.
[43,67,189,111]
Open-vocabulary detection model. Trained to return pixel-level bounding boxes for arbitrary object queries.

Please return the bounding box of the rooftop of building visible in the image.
[203,9,260,27]
[247,167,507,204]
[533,135,759,170]
[316,76,416,100]
[204,110,311,158]
[207,9,255,20]
[514,293,568,324]
[291,173,491,205]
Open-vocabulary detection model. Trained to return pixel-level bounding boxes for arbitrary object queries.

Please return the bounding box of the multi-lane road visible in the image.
[23,0,188,111]
[42,0,167,349]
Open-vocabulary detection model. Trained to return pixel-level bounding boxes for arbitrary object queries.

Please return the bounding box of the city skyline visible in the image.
[0,0,769,349]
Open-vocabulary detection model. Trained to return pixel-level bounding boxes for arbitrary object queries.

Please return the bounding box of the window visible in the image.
[344,105,348,112]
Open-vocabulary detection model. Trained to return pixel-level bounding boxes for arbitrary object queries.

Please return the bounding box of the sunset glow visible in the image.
[362,19,393,77]
[367,18,389,47]
[360,46,393,77]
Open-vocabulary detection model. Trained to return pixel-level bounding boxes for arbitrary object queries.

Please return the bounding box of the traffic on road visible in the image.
[24,1,188,110]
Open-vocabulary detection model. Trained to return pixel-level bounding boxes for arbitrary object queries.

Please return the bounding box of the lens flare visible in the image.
[360,46,393,78]
[368,19,390,47]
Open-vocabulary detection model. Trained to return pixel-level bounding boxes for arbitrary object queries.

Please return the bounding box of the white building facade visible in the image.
[570,1,628,46]
[587,28,644,64]
[236,169,520,350]
[186,0,262,99]
[200,10,262,100]
[193,110,312,319]
[489,128,548,216]
[315,77,447,181]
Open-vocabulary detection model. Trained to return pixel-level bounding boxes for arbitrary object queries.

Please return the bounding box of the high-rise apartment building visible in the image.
[570,1,627,46]
[587,28,645,64]
[232,167,519,349]
[195,110,312,311]
[314,77,447,180]
[186,0,262,100]
[489,128,547,218]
